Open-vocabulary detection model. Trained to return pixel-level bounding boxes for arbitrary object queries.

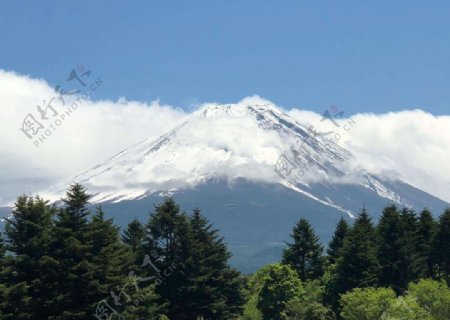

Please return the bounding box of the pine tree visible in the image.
[377,204,404,292]
[326,208,379,310]
[143,197,194,320]
[122,218,145,255]
[87,207,135,312]
[2,195,56,320]
[188,208,245,319]
[327,216,349,265]
[416,209,437,278]
[282,218,324,281]
[48,183,96,319]
[398,207,420,288]
[433,208,450,283]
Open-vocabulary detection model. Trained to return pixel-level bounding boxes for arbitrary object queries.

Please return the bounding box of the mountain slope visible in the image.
[41,98,449,271]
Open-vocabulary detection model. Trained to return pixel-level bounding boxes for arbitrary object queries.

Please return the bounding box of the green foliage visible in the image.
[283,298,335,320]
[433,209,450,283]
[122,218,146,254]
[257,264,304,320]
[0,187,448,320]
[327,217,349,265]
[377,205,419,293]
[385,296,432,320]
[406,279,450,320]
[2,195,56,319]
[143,199,245,320]
[47,184,98,319]
[326,208,380,311]
[282,218,324,281]
[239,295,263,320]
[187,208,245,319]
[416,209,437,278]
[340,287,396,320]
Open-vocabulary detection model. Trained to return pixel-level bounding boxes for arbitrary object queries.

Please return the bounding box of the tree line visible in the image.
[0,184,244,319]
[243,206,450,319]
[0,183,449,319]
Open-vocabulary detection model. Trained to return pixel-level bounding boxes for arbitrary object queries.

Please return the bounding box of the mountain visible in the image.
[37,99,450,272]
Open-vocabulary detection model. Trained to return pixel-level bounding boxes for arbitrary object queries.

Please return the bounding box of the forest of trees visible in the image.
[0,183,449,319]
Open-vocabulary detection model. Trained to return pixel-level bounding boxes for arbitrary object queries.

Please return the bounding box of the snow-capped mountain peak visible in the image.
[44,97,448,223]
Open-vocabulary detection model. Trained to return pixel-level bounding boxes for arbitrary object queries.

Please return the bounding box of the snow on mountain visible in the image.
[35,96,450,271]
[45,96,445,220]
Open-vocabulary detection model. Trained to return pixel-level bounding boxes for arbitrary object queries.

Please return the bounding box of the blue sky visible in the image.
[2,1,450,115]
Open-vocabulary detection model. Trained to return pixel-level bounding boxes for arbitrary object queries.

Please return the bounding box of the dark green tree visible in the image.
[398,207,421,285]
[433,208,450,283]
[282,218,324,281]
[143,198,194,320]
[47,184,97,319]
[188,208,245,319]
[2,195,56,320]
[327,217,349,265]
[87,207,135,311]
[122,218,146,254]
[416,209,437,278]
[376,205,405,292]
[326,208,379,311]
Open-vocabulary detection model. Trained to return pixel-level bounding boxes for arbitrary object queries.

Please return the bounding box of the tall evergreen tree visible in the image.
[282,218,324,281]
[87,207,135,311]
[122,218,146,255]
[143,198,194,320]
[188,208,245,319]
[48,184,96,319]
[433,208,450,283]
[2,195,56,320]
[416,209,437,278]
[377,205,405,292]
[88,206,164,319]
[327,216,349,265]
[326,208,379,310]
[398,207,421,284]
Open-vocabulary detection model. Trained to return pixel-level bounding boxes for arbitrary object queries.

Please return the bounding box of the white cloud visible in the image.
[0,70,187,204]
[286,108,450,203]
[1,70,449,205]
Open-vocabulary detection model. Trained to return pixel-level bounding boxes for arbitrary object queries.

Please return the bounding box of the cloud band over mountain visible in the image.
[1,70,449,205]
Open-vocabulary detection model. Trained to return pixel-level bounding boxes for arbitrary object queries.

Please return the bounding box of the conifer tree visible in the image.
[122,218,145,255]
[433,208,450,283]
[398,208,420,288]
[48,184,97,319]
[416,209,437,278]
[2,195,55,320]
[188,208,245,319]
[282,218,324,281]
[377,204,404,292]
[326,208,379,310]
[327,216,349,265]
[87,206,135,311]
[143,198,194,320]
